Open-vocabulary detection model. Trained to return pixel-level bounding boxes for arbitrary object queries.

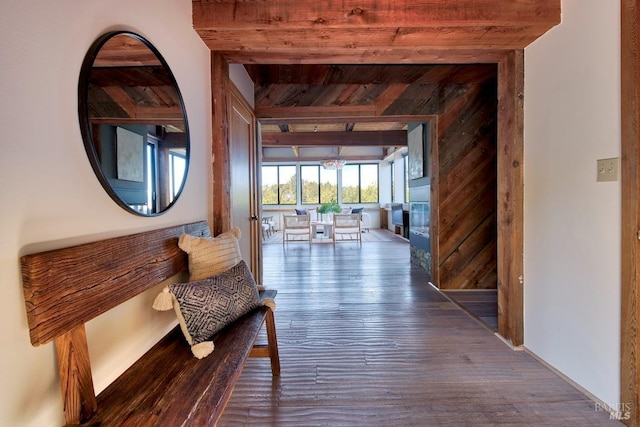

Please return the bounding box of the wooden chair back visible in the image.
[333,214,362,246]
[282,214,312,245]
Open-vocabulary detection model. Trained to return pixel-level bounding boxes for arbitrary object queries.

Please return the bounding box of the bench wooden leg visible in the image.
[54,325,97,425]
[265,309,280,376]
[250,309,281,376]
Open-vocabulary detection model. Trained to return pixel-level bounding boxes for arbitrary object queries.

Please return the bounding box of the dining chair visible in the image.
[262,216,275,237]
[332,213,362,246]
[282,214,312,246]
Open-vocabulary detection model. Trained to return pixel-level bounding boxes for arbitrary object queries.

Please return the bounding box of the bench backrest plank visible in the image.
[21,221,210,347]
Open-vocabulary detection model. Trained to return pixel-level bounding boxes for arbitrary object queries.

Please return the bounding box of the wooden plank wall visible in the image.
[383,77,498,290]
[436,80,498,290]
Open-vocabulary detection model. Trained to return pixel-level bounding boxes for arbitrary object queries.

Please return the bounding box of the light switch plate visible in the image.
[597,157,619,182]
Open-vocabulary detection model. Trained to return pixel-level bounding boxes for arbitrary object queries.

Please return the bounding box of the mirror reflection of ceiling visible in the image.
[80,32,189,216]
[89,35,185,133]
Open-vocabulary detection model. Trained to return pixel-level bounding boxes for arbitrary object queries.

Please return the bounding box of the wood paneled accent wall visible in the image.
[379,70,499,291]
[435,79,497,290]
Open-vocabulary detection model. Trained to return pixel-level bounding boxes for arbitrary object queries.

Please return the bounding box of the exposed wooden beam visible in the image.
[194,0,560,29]
[220,49,515,65]
[497,50,524,347]
[262,154,384,163]
[211,52,231,236]
[621,0,640,424]
[259,115,435,125]
[194,0,560,59]
[262,130,406,147]
[88,117,185,127]
[197,27,552,54]
[256,105,376,119]
[88,107,183,122]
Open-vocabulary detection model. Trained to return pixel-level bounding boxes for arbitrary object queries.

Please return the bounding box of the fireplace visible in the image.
[408,184,431,275]
[409,202,430,252]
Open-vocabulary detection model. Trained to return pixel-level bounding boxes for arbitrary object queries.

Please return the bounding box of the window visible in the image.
[341,163,379,204]
[261,165,297,204]
[404,155,409,202]
[301,165,338,204]
[169,149,186,201]
[390,161,395,202]
[146,142,157,214]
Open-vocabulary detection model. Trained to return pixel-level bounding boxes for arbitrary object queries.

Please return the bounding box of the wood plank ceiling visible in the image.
[245,63,497,162]
[193,0,560,163]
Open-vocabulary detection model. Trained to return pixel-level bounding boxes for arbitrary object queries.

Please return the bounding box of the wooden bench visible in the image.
[21,221,280,426]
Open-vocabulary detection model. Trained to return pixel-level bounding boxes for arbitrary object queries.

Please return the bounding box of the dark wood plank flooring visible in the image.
[218,231,619,426]
[442,290,498,332]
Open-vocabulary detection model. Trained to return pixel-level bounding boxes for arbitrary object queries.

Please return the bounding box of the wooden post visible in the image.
[621,0,640,424]
[211,52,231,236]
[496,50,524,346]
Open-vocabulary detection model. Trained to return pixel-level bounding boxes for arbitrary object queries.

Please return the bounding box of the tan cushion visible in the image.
[178,227,242,281]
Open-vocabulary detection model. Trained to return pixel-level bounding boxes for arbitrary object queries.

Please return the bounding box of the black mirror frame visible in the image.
[78,31,190,216]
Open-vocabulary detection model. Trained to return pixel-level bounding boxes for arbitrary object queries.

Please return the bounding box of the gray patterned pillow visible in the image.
[153,260,260,358]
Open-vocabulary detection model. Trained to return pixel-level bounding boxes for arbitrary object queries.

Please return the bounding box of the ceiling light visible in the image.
[321,159,346,169]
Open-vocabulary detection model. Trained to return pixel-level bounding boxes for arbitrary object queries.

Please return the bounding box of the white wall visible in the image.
[524,0,620,406]
[0,2,211,426]
[230,64,255,108]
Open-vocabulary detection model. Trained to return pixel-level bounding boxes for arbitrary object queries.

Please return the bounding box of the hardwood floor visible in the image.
[219,231,619,426]
[442,290,498,332]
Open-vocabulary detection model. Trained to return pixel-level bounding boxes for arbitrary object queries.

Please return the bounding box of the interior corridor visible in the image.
[218,231,618,426]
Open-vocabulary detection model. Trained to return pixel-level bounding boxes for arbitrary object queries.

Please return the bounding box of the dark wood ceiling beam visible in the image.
[262,154,385,163]
[262,130,406,147]
[256,105,376,119]
[89,106,183,121]
[259,115,436,125]
[89,117,185,127]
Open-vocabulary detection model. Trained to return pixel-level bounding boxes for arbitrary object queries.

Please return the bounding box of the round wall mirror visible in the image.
[78,31,189,216]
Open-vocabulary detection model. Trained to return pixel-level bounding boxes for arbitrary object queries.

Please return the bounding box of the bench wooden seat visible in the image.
[78,292,277,427]
[21,221,279,427]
